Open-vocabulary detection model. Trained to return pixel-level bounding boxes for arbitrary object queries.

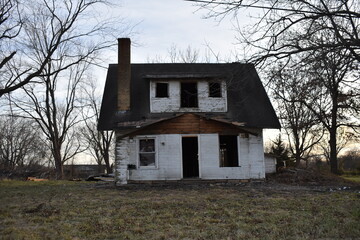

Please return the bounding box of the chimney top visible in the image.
[117,38,131,111]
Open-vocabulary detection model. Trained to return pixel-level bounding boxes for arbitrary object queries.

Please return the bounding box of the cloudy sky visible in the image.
[112,0,246,63]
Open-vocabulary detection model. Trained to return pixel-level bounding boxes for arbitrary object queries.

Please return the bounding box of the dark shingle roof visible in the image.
[98,63,280,131]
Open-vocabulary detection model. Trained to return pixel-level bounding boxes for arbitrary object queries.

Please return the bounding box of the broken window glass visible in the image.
[219,135,239,167]
[209,82,222,98]
[181,82,198,108]
[139,139,156,166]
[156,82,169,98]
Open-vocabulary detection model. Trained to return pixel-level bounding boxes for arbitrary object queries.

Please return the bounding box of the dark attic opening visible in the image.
[181,82,198,108]
[219,135,239,167]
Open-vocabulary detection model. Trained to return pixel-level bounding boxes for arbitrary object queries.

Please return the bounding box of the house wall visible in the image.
[264,155,277,174]
[150,80,227,113]
[115,137,130,185]
[114,131,265,184]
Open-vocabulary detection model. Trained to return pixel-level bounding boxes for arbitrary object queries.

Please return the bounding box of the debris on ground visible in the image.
[27,177,48,181]
[86,173,114,182]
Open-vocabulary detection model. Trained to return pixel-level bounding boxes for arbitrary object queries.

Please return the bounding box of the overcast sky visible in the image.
[112,0,244,63]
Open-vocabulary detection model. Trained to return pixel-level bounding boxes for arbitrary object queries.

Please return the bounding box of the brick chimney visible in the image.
[117,38,131,111]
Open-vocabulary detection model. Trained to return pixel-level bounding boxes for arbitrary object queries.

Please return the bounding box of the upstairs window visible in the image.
[156,82,169,98]
[219,135,239,167]
[209,82,222,98]
[181,82,198,108]
[139,139,156,167]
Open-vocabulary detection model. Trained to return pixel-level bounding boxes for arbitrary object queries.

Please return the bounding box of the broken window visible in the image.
[139,139,156,167]
[209,82,222,98]
[156,82,169,98]
[219,135,239,167]
[181,82,198,108]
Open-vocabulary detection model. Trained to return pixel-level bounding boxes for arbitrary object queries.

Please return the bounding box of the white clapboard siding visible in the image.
[115,132,266,184]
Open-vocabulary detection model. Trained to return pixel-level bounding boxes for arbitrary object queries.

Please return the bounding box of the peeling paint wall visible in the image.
[150,80,227,113]
[114,130,265,183]
[114,136,130,186]
[199,133,265,179]
[247,132,266,179]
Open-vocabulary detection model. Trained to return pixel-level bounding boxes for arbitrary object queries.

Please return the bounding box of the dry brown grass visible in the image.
[0,180,359,240]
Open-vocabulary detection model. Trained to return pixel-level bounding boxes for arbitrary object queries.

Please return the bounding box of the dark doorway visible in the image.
[181,82,198,108]
[219,135,239,167]
[182,137,199,178]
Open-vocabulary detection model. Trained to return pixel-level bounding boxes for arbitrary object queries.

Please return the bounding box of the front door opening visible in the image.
[182,137,199,178]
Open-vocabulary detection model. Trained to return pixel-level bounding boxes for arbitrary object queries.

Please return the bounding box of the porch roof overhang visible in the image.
[115,113,259,139]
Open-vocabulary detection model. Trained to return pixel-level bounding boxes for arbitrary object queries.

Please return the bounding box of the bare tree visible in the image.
[269,63,324,167]
[188,0,360,174]
[0,116,47,172]
[319,127,359,167]
[12,59,89,179]
[147,43,227,63]
[300,48,359,174]
[80,80,114,173]
[0,0,22,96]
[5,0,130,179]
[187,0,360,64]
[0,0,121,97]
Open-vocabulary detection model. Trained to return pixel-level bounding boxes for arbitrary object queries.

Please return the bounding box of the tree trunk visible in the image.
[295,153,301,167]
[329,92,339,175]
[103,151,112,174]
[329,127,338,174]
[54,160,63,179]
[53,146,63,179]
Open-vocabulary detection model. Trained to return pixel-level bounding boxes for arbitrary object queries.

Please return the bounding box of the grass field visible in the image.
[0,180,359,240]
[342,175,360,183]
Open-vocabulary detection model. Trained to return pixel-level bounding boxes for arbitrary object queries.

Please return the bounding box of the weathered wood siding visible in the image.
[130,113,246,136]
[150,80,227,113]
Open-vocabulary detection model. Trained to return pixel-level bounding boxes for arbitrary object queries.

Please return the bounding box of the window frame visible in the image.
[137,137,158,169]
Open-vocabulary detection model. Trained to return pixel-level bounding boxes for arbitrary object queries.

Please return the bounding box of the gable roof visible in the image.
[98,63,280,131]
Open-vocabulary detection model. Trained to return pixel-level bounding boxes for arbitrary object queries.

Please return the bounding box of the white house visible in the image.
[98,38,280,185]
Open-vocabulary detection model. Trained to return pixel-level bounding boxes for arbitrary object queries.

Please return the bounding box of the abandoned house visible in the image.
[98,38,280,185]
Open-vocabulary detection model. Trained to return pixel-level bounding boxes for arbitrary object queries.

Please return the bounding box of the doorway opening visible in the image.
[182,137,199,178]
[181,82,198,108]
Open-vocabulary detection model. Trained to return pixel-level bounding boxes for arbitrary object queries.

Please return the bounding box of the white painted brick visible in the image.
[150,80,227,113]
